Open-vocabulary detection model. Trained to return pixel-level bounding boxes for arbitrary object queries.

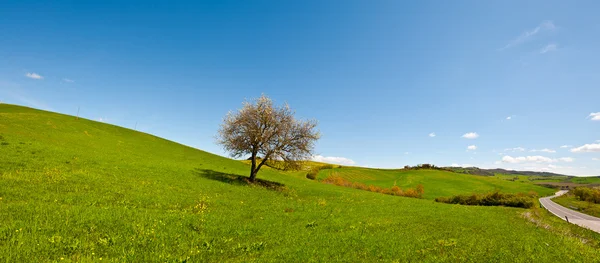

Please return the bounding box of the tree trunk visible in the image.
[250,151,257,182]
[249,153,269,183]
[249,170,257,182]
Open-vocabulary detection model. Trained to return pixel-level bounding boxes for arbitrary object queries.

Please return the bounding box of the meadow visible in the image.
[1,104,600,262]
[317,167,556,200]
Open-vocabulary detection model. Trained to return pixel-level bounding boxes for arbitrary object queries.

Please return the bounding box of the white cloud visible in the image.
[506,116,512,120]
[451,163,474,167]
[62,78,75,83]
[467,145,477,151]
[505,147,526,152]
[462,132,479,139]
[429,132,436,137]
[501,155,575,164]
[502,155,554,163]
[311,155,356,166]
[25,72,44,80]
[539,43,558,54]
[593,158,600,161]
[530,148,556,153]
[588,112,600,121]
[571,143,600,153]
[560,145,572,148]
[501,21,556,50]
[558,157,574,162]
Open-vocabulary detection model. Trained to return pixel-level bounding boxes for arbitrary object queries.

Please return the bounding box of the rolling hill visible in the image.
[316,167,556,200]
[1,104,599,262]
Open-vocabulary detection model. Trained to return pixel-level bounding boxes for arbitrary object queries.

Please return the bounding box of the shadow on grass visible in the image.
[192,168,287,191]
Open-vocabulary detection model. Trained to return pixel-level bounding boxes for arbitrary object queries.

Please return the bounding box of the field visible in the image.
[2,104,600,262]
[317,167,556,200]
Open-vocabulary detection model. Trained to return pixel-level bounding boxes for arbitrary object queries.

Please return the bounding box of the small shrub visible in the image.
[435,191,536,208]
[321,174,423,199]
[572,187,600,204]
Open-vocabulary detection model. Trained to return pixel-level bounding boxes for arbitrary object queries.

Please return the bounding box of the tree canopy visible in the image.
[217,95,320,182]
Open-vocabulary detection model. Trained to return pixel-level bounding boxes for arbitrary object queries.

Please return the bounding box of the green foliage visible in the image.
[435,191,538,208]
[553,194,600,218]
[306,164,335,180]
[571,187,600,204]
[1,104,599,262]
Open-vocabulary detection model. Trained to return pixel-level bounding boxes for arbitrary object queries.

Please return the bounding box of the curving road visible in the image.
[539,190,600,233]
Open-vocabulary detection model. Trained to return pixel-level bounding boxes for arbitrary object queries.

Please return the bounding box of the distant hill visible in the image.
[443,166,571,177]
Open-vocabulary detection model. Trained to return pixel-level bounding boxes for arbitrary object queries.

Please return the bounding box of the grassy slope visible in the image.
[318,167,556,200]
[554,194,600,218]
[1,104,600,262]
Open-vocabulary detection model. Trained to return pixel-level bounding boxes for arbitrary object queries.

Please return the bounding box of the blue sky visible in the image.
[1,1,599,175]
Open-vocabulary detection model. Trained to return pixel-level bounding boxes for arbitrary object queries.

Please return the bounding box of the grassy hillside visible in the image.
[317,167,556,199]
[554,194,600,218]
[1,104,600,262]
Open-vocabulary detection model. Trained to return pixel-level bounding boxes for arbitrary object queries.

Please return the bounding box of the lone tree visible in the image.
[217,95,320,182]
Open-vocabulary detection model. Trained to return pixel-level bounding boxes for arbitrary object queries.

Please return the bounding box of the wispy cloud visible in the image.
[505,147,526,152]
[560,145,572,148]
[62,78,75,83]
[539,43,558,54]
[502,155,553,163]
[588,112,600,121]
[501,21,556,50]
[530,148,556,153]
[25,72,44,80]
[593,158,600,161]
[462,132,479,139]
[506,116,512,120]
[451,163,474,167]
[467,145,477,151]
[429,132,436,137]
[311,155,356,166]
[501,155,573,163]
[571,143,600,153]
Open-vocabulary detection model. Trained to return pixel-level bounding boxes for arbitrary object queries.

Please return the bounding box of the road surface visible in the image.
[539,190,600,233]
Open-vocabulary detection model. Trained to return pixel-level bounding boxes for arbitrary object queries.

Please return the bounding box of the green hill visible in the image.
[317,167,556,199]
[1,104,599,262]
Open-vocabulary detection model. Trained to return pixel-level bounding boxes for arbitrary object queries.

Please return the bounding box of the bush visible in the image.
[305,164,336,180]
[321,174,423,199]
[572,187,600,204]
[435,191,536,208]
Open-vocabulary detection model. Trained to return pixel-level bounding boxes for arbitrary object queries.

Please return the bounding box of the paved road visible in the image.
[539,190,600,233]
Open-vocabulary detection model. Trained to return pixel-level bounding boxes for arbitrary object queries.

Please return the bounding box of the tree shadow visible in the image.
[192,168,286,191]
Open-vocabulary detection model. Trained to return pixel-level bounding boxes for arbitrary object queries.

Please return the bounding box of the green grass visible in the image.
[494,174,569,183]
[318,167,556,200]
[569,177,600,184]
[1,104,600,262]
[554,194,600,218]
